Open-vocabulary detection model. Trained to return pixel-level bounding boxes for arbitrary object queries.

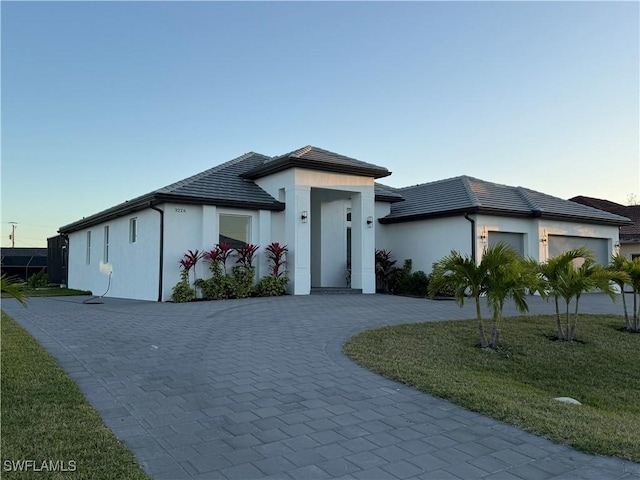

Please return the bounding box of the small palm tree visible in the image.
[1,273,26,307]
[429,251,489,348]
[481,243,538,350]
[621,256,640,331]
[608,253,632,330]
[552,253,619,341]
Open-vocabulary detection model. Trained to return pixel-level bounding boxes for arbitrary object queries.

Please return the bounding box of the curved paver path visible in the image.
[3,294,639,480]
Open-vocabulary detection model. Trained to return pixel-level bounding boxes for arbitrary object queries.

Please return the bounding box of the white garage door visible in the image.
[548,235,608,264]
[488,232,524,256]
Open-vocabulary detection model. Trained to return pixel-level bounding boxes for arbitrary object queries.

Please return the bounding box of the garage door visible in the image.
[547,235,608,264]
[488,232,524,256]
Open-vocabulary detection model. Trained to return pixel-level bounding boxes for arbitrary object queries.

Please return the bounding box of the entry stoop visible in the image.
[310,287,363,295]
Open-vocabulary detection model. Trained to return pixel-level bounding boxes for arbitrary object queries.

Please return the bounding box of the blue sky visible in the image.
[2,1,638,248]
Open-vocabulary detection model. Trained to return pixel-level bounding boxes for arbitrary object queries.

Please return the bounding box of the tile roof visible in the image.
[60,152,285,233]
[242,145,391,180]
[380,176,632,227]
[59,148,393,234]
[570,196,640,242]
[374,183,405,203]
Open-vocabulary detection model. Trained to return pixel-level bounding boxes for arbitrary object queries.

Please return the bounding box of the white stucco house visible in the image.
[59,146,631,301]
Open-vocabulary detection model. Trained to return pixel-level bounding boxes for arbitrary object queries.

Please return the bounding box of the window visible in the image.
[103,226,110,262]
[632,254,640,261]
[129,217,138,243]
[219,215,250,249]
[86,231,91,265]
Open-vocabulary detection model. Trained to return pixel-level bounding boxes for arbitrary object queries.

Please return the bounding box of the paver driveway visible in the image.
[3,294,639,480]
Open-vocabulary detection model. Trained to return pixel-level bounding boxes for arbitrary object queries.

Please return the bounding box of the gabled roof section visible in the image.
[374,183,405,203]
[380,176,632,226]
[59,152,284,234]
[570,196,640,242]
[242,145,391,180]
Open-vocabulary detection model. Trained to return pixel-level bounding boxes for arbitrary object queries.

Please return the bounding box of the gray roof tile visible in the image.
[374,183,405,203]
[156,152,282,207]
[243,146,391,180]
[381,176,631,226]
[60,152,284,233]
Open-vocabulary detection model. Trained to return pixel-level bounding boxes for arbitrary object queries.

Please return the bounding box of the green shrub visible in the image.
[27,270,49,289]
[427,271,456,297]
[406,270,430,297]
[231,266,255,299]
[387,259,412,295]
[254,276,289,297]
[171,271,194,303]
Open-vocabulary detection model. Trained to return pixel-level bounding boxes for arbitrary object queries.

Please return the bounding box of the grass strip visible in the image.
[1,287,92,299]
[344,314,640,462]
[1,312,150,479]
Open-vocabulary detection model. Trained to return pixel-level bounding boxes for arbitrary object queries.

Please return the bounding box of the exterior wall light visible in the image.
[541,236,547,245]
[479,229,487,242]
[366,216,373,227]
[301,211,308,223]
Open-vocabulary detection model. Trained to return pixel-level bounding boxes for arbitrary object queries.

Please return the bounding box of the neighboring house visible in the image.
[569,196,640,260]
[58,146,631,301]
[1,248,48,281]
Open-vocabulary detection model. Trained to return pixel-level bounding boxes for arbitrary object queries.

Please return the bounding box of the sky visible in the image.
[2,1,639,248]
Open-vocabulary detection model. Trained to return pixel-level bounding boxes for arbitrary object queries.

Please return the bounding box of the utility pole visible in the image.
[9,222,17,248]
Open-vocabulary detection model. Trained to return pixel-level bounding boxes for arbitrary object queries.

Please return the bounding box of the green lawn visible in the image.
[1,312,150,479]
[1,286,92,299]
[344,314,640,462]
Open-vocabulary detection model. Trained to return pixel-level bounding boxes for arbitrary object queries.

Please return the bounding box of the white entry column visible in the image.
[350,190,376,293]
[285,186,311,295]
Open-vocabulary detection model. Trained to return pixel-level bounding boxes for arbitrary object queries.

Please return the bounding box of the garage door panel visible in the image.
[488,232,524,256]
[548,235,608,264]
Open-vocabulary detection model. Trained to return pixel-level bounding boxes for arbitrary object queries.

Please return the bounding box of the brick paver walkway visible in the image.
[3,294,639,479]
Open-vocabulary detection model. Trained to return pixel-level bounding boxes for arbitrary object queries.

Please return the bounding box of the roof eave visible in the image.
[59,193,285,234]
[537,212,632,227]
[379,207,481,224]
[242,157,391,180]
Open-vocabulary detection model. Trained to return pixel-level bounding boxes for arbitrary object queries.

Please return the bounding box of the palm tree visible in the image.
[537,247,592,340]
[550,252,619,341]
[608,253,632,330]
[429,251,489,348]
[481,243,537,350]
[621,256,640,331]
[1,273,26,307]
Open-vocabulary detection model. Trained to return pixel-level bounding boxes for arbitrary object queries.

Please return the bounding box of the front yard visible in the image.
[0,312,149,479]
[344,313,640,462]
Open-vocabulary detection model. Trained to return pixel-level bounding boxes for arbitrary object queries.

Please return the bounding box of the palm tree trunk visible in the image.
[569,296,580,342]
[554,295,565,340]
[490,311,501,350]
[620,287,630,330]
[634,290,640,332]
[564,302,571,342]
[475,296,488,348]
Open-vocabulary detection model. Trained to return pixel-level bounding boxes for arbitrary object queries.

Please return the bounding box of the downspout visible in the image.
[149,203,164,302]
[61,233,69,287]
[464,213,476,262]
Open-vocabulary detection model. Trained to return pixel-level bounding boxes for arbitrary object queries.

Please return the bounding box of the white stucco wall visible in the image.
[161,203,266,300]
[475,215,538,262]
[378,216,471,274]
[67,208,161,301]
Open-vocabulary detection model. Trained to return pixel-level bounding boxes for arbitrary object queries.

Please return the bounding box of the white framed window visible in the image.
[219,214,251,249]
[103,226,110,262]
[86,231,91,265]
[129,217,138,243]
